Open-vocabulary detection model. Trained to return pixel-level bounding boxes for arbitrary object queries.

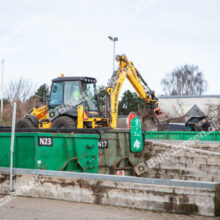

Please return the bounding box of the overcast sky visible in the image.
[0,0,219,96]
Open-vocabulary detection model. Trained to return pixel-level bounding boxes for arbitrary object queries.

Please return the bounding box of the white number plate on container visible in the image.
[38,137,53,146]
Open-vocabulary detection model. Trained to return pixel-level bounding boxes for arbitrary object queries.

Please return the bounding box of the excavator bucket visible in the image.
[137,107,169,131]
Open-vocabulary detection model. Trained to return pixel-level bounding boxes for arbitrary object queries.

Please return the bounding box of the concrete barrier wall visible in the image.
[0,168,219,217]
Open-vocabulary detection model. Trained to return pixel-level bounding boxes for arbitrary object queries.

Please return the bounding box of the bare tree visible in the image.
[161,65,207,96]
[205,103,219,122]
[218,104,220,122]
[5,78,36,102]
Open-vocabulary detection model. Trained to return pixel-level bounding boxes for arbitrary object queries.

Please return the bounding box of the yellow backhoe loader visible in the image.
[16,55,169,130]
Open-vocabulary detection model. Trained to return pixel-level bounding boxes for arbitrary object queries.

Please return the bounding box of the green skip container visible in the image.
[0,132,99,173]
[145,131,220,141]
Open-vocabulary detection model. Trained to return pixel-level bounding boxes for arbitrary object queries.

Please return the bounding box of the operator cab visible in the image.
[49,76,99,116]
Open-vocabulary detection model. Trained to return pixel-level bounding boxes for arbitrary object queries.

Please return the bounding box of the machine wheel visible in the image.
[51,116,76,129]
[16,117,37,128]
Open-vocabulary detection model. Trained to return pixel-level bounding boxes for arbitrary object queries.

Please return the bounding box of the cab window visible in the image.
[64,81,81,105]
[82,82,98,111]
[49,82,63,106]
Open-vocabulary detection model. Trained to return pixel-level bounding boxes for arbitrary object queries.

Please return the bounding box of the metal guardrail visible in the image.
[0,167,217,189]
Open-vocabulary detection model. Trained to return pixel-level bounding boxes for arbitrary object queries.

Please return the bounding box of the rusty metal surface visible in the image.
[98,130,151,176]
[112,156,135,176]
[137,108,169,131]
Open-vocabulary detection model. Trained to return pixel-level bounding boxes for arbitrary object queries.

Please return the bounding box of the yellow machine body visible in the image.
[20,54,168,130]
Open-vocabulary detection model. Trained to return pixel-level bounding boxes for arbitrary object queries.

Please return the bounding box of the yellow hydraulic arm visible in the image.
[106,54,160,129]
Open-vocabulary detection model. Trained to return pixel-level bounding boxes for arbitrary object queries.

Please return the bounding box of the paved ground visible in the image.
[0,196,219,220]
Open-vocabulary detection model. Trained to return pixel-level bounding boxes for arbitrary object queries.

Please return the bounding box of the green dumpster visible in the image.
[0,132,99,173]
[98,129,147,176]
[0,133,36,169]
[145,131,220,141]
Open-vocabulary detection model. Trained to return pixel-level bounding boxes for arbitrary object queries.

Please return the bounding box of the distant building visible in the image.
[158,95,220,121]
[185,105,205,117]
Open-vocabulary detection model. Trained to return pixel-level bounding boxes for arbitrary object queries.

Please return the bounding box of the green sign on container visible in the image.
[130,117,143,152]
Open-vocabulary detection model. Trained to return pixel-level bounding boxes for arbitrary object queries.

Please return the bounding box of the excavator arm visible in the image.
[106,54,169,130]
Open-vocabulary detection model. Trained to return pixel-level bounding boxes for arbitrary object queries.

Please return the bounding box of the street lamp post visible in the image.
[108,36,118,73]
[1,59,4,122]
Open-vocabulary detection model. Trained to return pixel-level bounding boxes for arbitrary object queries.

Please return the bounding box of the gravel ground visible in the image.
[0,196,219,220]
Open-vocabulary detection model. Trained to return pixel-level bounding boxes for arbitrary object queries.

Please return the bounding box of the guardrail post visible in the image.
[10,102,16,192]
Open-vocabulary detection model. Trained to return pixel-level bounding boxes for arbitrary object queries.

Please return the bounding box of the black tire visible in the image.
[51,116,76,129]
[16,117,37,128]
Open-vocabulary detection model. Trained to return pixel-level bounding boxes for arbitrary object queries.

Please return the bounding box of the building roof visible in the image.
[185,105,206,117]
